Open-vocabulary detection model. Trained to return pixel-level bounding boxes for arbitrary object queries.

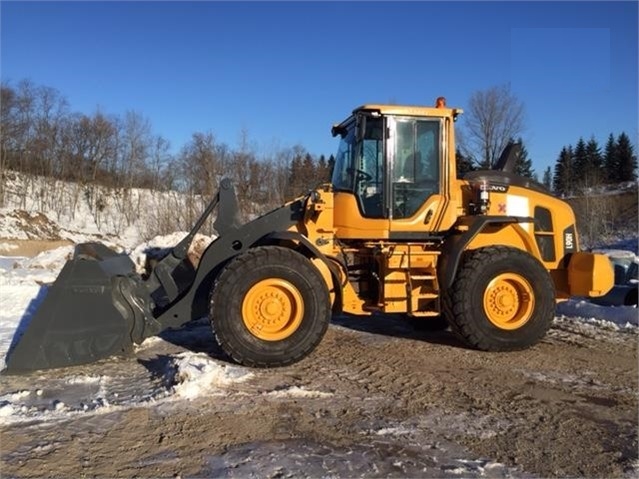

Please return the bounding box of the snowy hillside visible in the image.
[0,171,217,245]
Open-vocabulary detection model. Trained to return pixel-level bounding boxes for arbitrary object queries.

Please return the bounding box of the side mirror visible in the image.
[331,124,347,138]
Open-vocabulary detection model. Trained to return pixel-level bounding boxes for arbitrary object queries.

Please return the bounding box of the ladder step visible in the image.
[411,274,435,280]
[409,311,440,317]
[415,293,438,299]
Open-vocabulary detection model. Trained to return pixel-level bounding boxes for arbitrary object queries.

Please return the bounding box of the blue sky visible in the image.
[1,1,637,176]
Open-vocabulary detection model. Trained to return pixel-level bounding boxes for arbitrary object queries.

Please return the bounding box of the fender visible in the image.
[264,231,345,313]
[438,215,536,289]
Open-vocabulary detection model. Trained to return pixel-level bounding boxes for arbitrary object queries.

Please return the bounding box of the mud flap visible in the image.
[3,243,148,374]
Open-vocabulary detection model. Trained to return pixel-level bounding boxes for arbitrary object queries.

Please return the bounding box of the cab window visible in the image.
[392,118,440,218]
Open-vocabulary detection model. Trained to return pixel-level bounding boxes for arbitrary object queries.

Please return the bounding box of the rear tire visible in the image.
[210,246,330,367]
[444,246,555,351]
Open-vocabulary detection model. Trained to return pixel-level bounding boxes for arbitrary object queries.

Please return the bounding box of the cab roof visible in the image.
[332,103,463,136]
[353,103,463,118]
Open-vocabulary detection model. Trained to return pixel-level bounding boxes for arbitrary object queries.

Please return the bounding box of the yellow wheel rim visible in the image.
[483,273,535,330]
[242,279,304,341]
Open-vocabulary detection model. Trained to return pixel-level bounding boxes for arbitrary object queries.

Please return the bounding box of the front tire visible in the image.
[445,246,555,351]
[210,246,331,367]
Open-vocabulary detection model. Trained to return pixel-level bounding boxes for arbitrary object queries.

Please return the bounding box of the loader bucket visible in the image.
[3,243,149,374]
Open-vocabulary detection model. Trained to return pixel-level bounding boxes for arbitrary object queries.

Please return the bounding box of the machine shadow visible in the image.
[146,313,469,368]
[4,285,50,364]
[331,313,467,349]
[154,318,231,362]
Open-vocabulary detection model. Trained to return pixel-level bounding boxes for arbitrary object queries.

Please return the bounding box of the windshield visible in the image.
[331,115,385,218]
[332,123,357,191]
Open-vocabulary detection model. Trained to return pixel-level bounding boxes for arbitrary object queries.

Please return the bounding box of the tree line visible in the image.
[456,130,637,196]
[455,84,637,197]
[0,79,333,225]
[551,133,637,197]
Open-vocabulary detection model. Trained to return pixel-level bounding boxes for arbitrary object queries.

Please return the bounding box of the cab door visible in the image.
[387,116,448,236]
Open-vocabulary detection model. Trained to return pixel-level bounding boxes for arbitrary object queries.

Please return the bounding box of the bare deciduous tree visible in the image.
[460,84,526,169]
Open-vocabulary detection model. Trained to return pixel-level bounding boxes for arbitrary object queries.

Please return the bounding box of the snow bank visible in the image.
[129,232,215,273]
[171,352,253,400]
[556,299,637,328]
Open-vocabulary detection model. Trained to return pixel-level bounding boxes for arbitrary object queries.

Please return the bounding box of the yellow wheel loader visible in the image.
[3,101,614,373]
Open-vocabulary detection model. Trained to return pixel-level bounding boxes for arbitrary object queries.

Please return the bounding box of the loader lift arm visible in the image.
[144,177,239,306]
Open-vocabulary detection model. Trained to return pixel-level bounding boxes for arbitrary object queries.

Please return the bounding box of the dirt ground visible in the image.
[0,313,637,478]
[0,239,72,257]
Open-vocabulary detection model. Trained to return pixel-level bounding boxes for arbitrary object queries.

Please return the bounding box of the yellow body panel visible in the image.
[333,192,390,239]
[464,183,581,270]
[388,194,450,232]
[466,222,538,255]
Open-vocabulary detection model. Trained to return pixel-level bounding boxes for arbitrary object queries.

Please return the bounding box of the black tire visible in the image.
[444,246,555,351]
[210,246,330,367]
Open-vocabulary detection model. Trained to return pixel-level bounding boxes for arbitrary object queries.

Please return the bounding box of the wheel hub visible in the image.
[242,279,304,341]
[483,273,534,330]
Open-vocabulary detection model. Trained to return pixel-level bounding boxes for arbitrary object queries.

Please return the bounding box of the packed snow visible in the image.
[171,352,253,400]
[0,233,637,426]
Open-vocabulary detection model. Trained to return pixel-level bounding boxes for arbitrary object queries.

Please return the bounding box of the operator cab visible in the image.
[331,103,460,239]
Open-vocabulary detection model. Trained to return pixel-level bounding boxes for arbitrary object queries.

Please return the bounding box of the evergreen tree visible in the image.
[542,166,552,190]
[513,138,535,178]
[603,133,617,183]
[301,152,317,191]
[317,154,331,182]
[582,136,603,187]
[553,146,574,196]
[615,132,637,182]
[572,138,587,176]
[287,154,304,198]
